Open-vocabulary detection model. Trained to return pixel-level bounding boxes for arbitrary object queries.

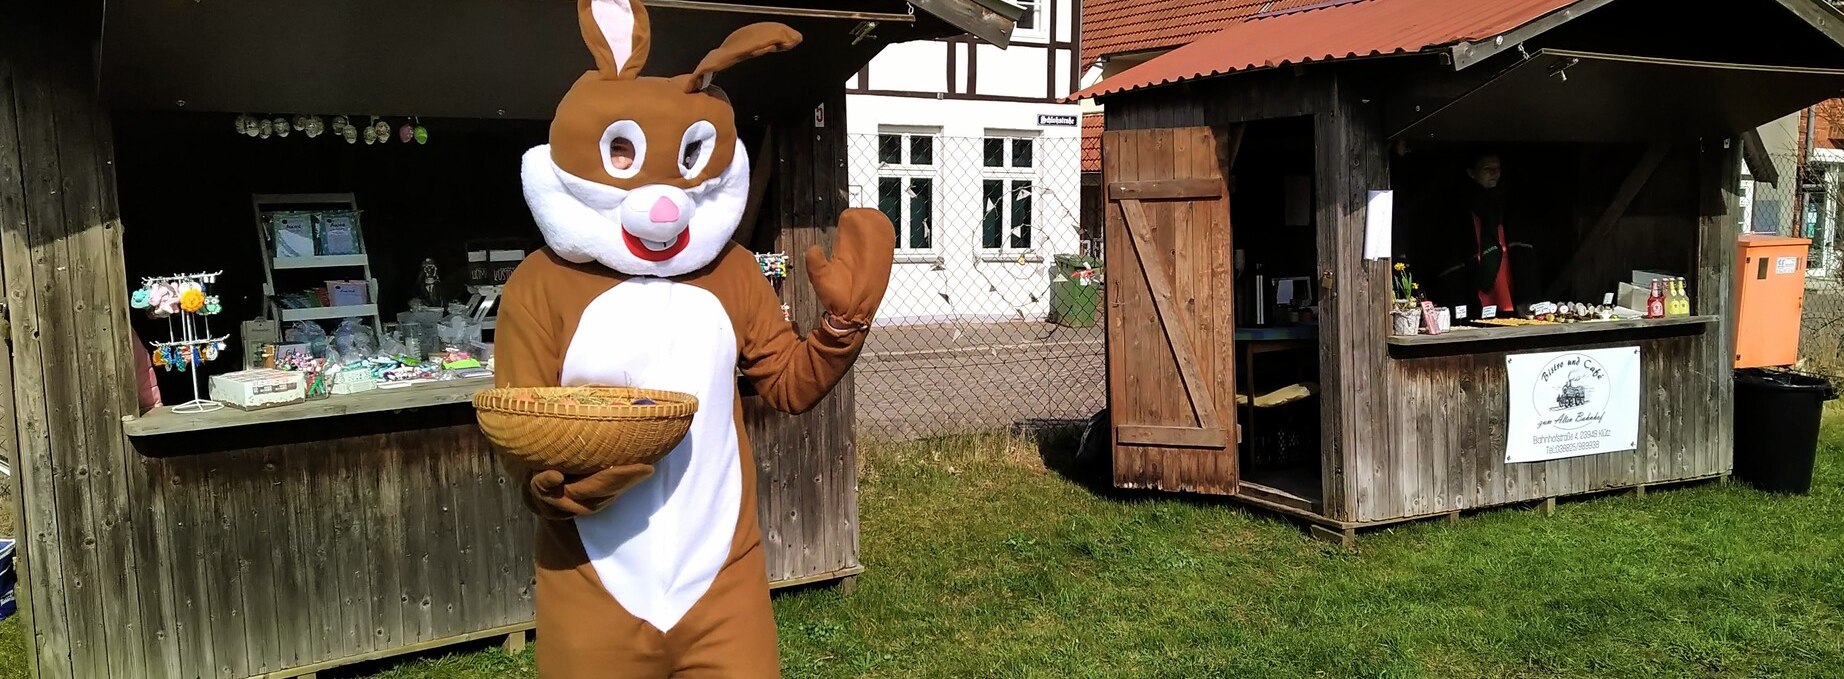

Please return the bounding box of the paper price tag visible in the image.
[1529,302,1557,316]
[1482,305,1498,319]
[1603,292,1615,305]
[1454,306,1469,320]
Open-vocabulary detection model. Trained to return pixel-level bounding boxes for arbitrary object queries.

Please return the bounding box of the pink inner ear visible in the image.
[591,0,635,74]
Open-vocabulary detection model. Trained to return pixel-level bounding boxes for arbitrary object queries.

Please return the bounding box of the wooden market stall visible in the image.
[1070,0,1844,543]
[0,1,1020,677]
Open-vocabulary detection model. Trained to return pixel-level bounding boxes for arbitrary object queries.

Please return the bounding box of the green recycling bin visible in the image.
[1051,254,1101,328]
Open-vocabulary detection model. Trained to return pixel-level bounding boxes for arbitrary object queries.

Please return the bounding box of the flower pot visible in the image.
[1391,309,1420,336]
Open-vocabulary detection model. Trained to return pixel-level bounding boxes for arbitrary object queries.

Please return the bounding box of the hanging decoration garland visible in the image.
[237,112,430,145]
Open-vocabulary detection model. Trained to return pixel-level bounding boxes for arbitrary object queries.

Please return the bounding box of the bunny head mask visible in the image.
[523,0,801,278]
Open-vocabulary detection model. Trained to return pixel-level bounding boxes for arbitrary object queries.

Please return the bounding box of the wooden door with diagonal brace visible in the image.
[1103,126,1238,495]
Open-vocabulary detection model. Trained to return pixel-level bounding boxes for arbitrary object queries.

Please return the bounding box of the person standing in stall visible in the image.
[1435,152,1540,317]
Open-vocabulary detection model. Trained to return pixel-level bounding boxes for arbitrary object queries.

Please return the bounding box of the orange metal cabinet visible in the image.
[1734,234,1811,368]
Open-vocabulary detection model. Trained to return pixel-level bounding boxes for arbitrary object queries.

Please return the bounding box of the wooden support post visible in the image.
[836,574,860,595]
[1539,497,1557,517]
[1635,483,1649,498]
[1309,525,1356,550]
[1446,511,1461,525]
[501,630,528,655]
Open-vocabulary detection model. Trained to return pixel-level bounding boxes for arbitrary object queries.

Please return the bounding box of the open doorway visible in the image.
[1226,116,1324,506]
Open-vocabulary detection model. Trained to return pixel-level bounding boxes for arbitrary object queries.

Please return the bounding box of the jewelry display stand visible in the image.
[136,271,230,414]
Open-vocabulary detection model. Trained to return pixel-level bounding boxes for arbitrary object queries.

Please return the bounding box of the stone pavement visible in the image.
[853,320,1106,441]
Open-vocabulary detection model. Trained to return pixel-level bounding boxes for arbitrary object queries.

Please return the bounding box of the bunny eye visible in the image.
[599,120,646,180]
[678,121,718,180]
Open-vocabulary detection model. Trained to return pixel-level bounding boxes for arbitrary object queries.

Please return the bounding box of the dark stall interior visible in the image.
[1226,115,1322,498]
[1390,141,1701,312]
[114,111,777,400]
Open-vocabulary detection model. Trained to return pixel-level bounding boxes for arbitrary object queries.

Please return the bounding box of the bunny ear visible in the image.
[684,23,802,92]
[579,0,651,79]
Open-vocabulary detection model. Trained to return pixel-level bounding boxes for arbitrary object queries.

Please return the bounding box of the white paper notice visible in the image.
[1276,279,1296,305]
[1364,190,1393,260]
[1504,347,1641,464]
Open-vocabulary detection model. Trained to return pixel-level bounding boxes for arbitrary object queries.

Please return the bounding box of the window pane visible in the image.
[878,134,901,165]
[1011,138,1033,168]
[1016,0,1036,30]
[983,138,1005,167]
[909,178,933,249]
[909,135,934,165]
[982,180,1004,249]
[1010,181,1033,249]
[878,177,902,244]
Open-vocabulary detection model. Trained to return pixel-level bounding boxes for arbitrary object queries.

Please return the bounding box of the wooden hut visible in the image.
[1071,0,1844,544]
[0,1,1019,677]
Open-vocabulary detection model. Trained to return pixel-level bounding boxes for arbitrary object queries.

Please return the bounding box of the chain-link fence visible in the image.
[842,133,1105,441]
[1745,152,1844,375]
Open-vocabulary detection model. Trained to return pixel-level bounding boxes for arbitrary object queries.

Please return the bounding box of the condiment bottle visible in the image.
[1647,280,1665,319]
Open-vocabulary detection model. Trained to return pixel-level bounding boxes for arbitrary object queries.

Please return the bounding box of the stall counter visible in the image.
[122,377,491,437]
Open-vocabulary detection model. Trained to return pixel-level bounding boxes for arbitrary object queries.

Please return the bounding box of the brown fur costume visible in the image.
[493,1,894,676]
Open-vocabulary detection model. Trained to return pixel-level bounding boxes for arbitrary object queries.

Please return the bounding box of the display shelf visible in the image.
[253,192,384,332]
[272,254,370,270]
[279,304,380,322]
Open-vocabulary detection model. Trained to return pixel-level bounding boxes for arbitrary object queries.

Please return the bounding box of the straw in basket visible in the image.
[473,386,699,475]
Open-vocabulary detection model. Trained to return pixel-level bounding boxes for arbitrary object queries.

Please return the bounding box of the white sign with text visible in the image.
[1505,346,1640,463]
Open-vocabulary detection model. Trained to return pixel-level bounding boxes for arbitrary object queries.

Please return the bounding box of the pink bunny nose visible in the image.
[649,196,680,223]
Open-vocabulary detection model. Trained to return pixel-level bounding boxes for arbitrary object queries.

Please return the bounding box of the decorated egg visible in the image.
[399,123,414,143]
[414,125,428,145]
[304,115,326,138]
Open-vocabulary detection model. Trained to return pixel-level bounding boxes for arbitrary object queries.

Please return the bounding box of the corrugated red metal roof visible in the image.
[1081,0,1322,65]
[1073,0,1585,100]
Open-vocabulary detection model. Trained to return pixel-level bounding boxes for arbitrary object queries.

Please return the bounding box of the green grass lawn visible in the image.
[5,411,1844,678]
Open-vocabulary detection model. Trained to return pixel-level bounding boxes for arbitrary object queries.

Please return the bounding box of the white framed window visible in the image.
[1010,0,1046,42]
[981,132,1038,252]
[875,128,938,251]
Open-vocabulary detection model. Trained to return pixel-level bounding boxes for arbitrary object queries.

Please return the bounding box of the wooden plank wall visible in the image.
[1103,69,1330,130]
[743,86,862,585]
[2,7,145,678]
[3,21,861,677]
[1100,126,1238,494]
[1314,75,1391,523]
[130,410,536,679]
[1380,330,1727,523]
[1695,139,1741,478]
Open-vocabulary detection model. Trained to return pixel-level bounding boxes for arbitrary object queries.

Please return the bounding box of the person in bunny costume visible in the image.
[493,0,894,676]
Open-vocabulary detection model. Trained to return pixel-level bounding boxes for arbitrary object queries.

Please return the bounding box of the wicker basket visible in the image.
[473,386,699,474]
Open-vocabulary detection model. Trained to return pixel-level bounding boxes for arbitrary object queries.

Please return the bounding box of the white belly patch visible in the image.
[560,278,740,633]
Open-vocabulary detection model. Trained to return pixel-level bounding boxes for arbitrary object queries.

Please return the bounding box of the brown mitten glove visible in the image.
[525,464,654,521]
[804,208,896,332]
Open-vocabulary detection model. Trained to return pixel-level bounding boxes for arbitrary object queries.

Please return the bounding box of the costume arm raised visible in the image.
[737,208,894,414]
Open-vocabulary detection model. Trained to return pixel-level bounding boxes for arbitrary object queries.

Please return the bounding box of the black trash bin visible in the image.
[1733,368,1837,494]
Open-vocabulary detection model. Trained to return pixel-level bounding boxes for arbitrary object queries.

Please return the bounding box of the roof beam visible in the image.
[1771,0,1844,51]
[1448,0,1617,71]
[649,0,916,22]
[908,0,1022,47]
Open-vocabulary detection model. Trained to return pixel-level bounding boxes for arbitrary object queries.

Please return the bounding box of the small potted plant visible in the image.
[1391,260,1420,336]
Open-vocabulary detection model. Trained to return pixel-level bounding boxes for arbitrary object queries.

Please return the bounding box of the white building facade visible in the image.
[844,0,1087,324]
